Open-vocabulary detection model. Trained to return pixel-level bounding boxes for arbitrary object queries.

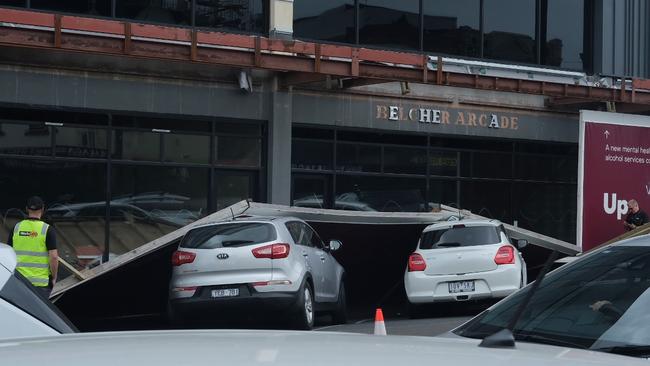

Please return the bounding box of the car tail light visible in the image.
[494,246,515,265]
[251,243,290,259]
[408,253,426,272]
[252,280,292,287]
[172,250,196,266]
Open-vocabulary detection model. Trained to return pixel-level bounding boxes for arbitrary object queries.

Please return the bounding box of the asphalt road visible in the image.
[315,316,472,337]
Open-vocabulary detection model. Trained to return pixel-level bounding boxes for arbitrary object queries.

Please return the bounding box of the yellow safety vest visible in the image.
[12,220,50,287]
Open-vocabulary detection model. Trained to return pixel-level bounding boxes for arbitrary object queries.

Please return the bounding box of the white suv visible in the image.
[404,220,527,315]
[168,216,346,330]
[0,243,76,339]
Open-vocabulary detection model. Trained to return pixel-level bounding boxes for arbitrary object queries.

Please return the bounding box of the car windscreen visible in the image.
[0,271,77,334]
[453,245,650,356]
[180,222,277,249]
[419,226,500,249]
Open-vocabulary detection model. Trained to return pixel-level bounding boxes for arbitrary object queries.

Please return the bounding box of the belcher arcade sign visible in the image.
[376,104,520,130]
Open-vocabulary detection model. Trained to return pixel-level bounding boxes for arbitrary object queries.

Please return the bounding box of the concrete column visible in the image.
[267,83,292,205]
[269,0,293,39]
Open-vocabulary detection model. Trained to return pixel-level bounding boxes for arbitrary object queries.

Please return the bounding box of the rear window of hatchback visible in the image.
[419,225,500,249]
[180,222,277,249]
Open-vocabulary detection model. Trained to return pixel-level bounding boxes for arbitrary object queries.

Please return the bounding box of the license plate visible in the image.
[211,288,239,298]
[448,281,475,293]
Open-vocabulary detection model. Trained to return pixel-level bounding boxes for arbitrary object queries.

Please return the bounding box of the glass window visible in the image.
[335,175,427,212]
[195,0,265,33]
[54,127,109,159]
[116,0,191,25]
[163,134,210,164]
[515,153,577,183]
[483,0,536,63]
[292,175,329,209]
[304,223,325,249]
[430,150,458,176]
[0,159,106,274]
[31,0,111,16]
[180,222,276,249]
[422,0,480,57]
[214,122,261,136]
[111,165,208,253]
[293,0,356,44]
[336,143,381,173]
[419,226,500,249]
[542,0,584,70]
[216,136,261,167]
[0,123,51,156]
[461,151,512,179]
[112,130,160,161]
[513,183,576,243]
[215,173,254,211]
[429,179,458,209]
[358,0,420,50]
[454,245,650,354]
[0,0,25,7]
[383,146,426,174]
[292,140,333,171]
[460,180,512,223]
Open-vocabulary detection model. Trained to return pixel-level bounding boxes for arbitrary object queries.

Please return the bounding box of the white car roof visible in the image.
[423,219,502,232]
[0,243,16,273]
[0,330,643,366]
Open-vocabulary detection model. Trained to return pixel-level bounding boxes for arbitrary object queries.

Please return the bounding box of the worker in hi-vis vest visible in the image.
[8,196,58,299]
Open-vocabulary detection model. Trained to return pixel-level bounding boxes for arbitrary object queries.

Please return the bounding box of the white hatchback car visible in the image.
[405,220,527,314]
[168,216,346,330]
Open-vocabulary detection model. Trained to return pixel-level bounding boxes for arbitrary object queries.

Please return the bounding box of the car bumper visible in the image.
[169,284,301,317]
[404,265,522,304]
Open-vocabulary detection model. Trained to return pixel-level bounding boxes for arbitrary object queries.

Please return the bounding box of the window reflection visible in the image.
[423,0,480,57]
[336,176,428,212]
[292,140,333,171]
[216,136,261,167]
[111,165,208,252]
[293,0,356,43]
[0,123,51,156]
[0,159,106,277]
[196,0,265,33]
[112,130,160,161]
[215,174,253,211]
[163,134,210,164]
[513,183,576,243]
[483,0,536,63]
[31,0,111,16]
[116,0,191,25]
[336,143,381,172]
[383,146,426,174]
[542,0,584,70]
[359,0,420,50]
[55,127,109,159]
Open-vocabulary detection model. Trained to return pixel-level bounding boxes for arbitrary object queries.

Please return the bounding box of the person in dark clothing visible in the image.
[624,199,649,231]
[7,196,58,299]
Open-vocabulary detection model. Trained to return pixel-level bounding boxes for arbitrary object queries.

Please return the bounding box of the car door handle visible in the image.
[302,253,309,257]
[320,256,326,261]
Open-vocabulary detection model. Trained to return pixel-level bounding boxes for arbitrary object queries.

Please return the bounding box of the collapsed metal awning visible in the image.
[52,200,579,299]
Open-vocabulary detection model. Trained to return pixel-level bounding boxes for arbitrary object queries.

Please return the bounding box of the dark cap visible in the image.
[26,196,44,211]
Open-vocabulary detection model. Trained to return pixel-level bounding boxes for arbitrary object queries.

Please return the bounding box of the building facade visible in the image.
[0,0,648,273]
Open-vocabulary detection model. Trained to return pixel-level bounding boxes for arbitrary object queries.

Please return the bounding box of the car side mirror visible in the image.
[329,240,343,252]
[516,239,528,249]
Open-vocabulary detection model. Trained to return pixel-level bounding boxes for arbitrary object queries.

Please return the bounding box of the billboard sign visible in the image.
[578,111,650,251]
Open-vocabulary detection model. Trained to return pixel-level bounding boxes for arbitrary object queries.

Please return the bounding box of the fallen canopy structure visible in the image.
[52,200,579,331]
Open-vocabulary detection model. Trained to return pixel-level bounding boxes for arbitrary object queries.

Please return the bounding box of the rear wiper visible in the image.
[479,250,559,348]
[592,345,650,357]
[221,240,254,247]
[437,242,461,247]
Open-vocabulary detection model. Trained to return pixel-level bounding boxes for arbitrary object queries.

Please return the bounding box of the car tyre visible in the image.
[293,281,315,330]
[331,282,347,325]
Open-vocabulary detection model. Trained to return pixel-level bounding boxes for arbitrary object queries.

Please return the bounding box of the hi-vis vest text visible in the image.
[12,220,50,287]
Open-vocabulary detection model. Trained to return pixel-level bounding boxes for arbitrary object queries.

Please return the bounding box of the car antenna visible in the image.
[479,250,559,348]
[230,207,235,221]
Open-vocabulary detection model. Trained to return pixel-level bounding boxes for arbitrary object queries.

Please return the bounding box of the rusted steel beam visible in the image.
[281,72,328,87]
[1,8,650,106]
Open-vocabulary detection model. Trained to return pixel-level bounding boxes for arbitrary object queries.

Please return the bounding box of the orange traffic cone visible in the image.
[374,308,387,336]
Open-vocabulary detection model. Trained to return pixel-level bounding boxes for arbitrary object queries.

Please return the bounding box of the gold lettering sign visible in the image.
[375,104,520,131]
